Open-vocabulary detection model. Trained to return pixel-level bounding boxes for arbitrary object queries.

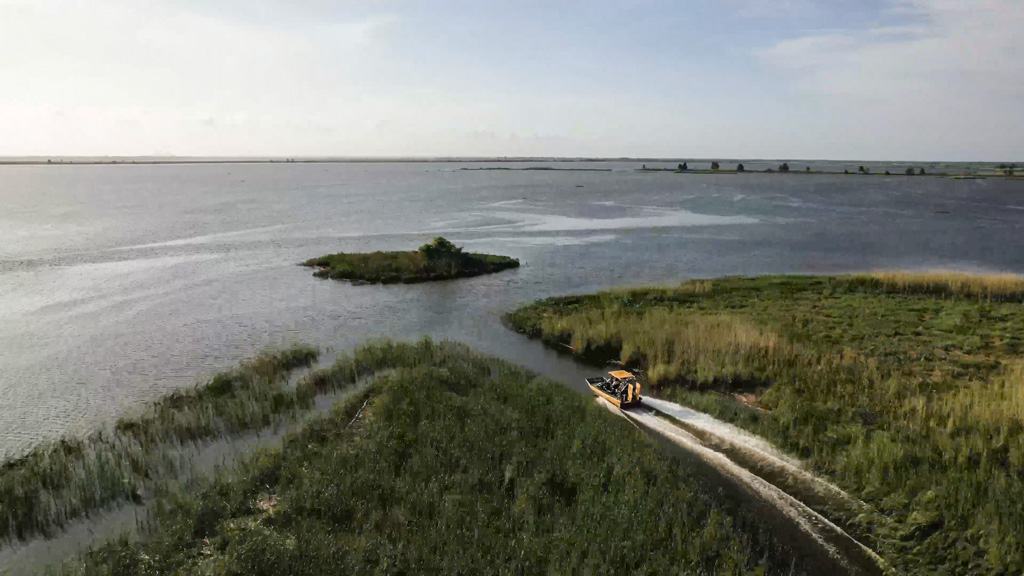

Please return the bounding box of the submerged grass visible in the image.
[64,340,802,575]
[506,274,1024,574]
[0,346,319,543]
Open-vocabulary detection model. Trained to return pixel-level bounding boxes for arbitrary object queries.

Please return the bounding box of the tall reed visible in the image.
[547,308,796,387]
[849,270,1024,302]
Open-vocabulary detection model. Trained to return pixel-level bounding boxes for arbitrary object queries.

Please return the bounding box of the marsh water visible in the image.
[3,160,1023,459]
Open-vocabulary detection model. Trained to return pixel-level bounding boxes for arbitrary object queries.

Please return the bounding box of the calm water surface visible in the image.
[2,161,1022,459]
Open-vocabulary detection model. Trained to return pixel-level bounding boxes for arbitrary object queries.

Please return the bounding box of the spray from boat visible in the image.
[584,372,888,575]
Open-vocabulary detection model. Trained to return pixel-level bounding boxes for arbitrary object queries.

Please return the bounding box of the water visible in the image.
[2,161,1023,459]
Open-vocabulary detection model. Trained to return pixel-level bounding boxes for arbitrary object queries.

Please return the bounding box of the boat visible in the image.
[586,369,642,408]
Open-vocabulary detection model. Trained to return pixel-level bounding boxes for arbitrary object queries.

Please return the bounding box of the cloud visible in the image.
[0,0,403,155]
[754,0,1024,159]
[0,0,1019,159]
[724,0,828,19]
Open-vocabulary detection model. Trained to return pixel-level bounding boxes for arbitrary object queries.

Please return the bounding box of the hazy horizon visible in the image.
[0,155,1018,164]
[2,0,1022,160]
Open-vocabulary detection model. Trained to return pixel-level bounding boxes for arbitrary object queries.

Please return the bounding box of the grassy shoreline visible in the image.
[304,237,519,284]
[505,272,1024,574]
[59,340,807,575]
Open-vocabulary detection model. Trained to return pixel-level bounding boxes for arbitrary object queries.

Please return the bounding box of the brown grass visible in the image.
[850,270,1024,302]
[548,309,795,387]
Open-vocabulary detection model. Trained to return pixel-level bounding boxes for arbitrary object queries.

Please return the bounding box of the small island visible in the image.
[303,237,520,284]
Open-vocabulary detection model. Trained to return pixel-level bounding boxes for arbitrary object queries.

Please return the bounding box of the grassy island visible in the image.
[506,272,1024,575]
[303,237,520,284]
[65,341,798,575]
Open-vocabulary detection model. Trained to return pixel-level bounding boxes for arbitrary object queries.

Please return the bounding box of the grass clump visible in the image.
[506,274,1024,574]
[303,236,519,284]
[65,340,800,575]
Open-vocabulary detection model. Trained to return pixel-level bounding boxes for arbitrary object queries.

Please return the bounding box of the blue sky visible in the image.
[1,0,1021,160]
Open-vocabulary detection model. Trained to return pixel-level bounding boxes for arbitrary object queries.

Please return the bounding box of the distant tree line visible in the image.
[657,162,939,176]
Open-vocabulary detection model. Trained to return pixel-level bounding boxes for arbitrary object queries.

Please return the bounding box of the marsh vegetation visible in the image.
[61,340,801,575]
[506,273,1024,574]
[0,346,329,543]
[303,237,519,284]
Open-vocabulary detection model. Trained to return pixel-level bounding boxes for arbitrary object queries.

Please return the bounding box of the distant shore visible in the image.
[4,156,1020,180]
[0,156,684,166]
[459,166,612,172]
[637,163,1021,179]
[1,155,1019,168]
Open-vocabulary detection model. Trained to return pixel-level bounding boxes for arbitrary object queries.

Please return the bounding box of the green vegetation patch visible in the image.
[304,237,519,284]
[506,274,1024,574]
[66,340,796,575]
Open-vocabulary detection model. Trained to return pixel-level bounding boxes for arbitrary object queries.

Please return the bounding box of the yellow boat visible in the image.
[586,369,642,408]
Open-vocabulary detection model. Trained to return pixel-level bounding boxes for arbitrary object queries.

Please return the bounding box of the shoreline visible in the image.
[4,157,1018,179]
[1,155,1018,167]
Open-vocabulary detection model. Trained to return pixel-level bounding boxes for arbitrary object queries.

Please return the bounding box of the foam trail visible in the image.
[642,396,863,507]
[624,407,886,575]
[643,397,802,467]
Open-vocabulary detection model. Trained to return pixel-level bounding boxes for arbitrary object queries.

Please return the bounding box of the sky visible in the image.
[1,0,1021,160]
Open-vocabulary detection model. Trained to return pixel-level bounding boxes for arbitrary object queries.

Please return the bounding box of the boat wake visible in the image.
[618,397,888,576]
[640,397,864,508]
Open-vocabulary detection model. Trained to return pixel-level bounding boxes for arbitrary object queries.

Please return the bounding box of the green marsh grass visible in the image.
[2,338,538,546]
[507,274,1024,574]
[64,340,801,575]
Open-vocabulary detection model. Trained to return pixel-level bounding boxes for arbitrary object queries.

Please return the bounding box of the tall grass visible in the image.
[849,270,1024,302]
[64,341,799,575]
[0,339,534,545]
[507,274,1024,574]
[550,308,796,387]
